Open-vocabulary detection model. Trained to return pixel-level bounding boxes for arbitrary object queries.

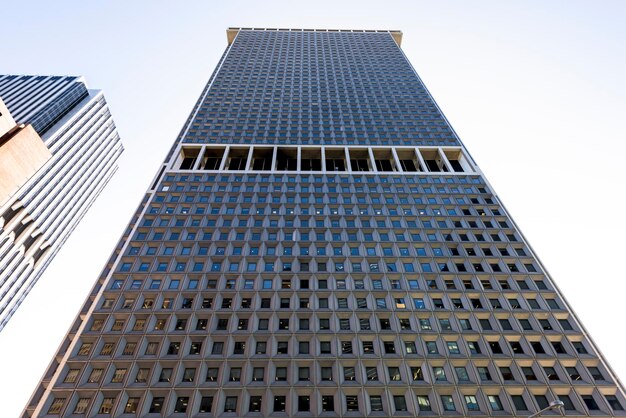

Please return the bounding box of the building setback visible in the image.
[23,29,625,417]
[0,75,123,331]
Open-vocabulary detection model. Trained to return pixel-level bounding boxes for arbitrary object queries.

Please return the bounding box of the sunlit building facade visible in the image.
[23,29,625,417]
[0,75,123,331]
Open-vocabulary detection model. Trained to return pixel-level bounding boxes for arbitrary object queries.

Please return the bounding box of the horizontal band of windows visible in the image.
[44,386,625,415]
[174,145,473,174]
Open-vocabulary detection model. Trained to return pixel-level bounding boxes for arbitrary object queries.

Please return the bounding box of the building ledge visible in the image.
[227,27,403,46]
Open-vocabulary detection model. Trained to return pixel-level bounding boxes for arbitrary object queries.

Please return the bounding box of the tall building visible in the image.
[23,29,625,417]
[0,75,123,331]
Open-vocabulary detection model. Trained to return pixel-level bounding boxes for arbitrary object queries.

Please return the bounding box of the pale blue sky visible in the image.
[1,1,625,415]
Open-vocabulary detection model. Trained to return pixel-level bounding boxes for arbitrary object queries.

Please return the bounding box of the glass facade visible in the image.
[22,28,625,417]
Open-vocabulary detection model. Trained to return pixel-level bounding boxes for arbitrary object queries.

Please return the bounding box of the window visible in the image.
[465,395,479,411]
[388,366,401,381]
[379,318,391,330]
[211,341,223,354]
[135,368,149,383]
[479,318,492,330]
[124,398,140,414]
[519,318,533,330]
[111,368,127,383]
[344,366,356,381]
[447,341,460,354]
[455,367,469,382]
[364,395,382,412]
[552,341,566,354]
[298,366,310,381]
[277,341,288,354]
[229,367,241,382]
[74,398,90,414]
[48,398,66,414]
[346,395,359,411]
[452,319,469,331]
[512,395,527,411]
[322,395,334,412]
[544,366,558,380]
[441,395,455,411]
[478,367,492,381]
[274,396,286,412]
[254,341,267,354]
[98,398,115,414]
[298,396,310,412]
[488,395,503,411]
[573,341,588,354]
[174,397,189,413]
[500,366,514,380]
[88,368,103,383]
[224,396,237,413]
[405,341,417,354]
[433,366,446,381]
[490,341,503,354]
[499,318,513,331]
[559,395,575,411]
[413,298,426,309]
[149,397,164,413]
[523,367,537,380]
[249,396,262,412]
[364,366,378,381]
[468,341,481,354]
[275,367,287,381]
[203,368,218,383]
[535,395,549,409]
[588,366,605,381]
[64,369,80,383]
[320,341,330,354]
[159,368,172,382]
[583,396,599,411]
[606,395,624,411]
[417,395,431,411]
[410,366,423,381]
[362,340,374,353]
[510,340,524,354]
[394,396,408,411]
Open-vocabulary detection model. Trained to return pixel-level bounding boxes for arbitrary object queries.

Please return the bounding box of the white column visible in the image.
[219,146,230,171]
[245,146,254,170]
[391,148,403,172]
[368,147,378,172]
[415,147,428,172]
[192,146,205,170]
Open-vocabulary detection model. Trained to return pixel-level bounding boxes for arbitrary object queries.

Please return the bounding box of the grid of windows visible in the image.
[183,30,457,147]
[26,28,626,418]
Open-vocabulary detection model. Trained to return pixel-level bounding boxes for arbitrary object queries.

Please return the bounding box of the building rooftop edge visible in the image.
[226,27,403,46]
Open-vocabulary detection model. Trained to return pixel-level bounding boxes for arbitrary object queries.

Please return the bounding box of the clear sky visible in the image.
[1,1,625,416]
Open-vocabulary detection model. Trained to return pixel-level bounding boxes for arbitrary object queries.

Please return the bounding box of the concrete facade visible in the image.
[22,29,626,418]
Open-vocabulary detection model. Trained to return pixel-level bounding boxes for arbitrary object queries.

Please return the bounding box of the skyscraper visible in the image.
[0,75,123,331]
[23,28,625,417]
